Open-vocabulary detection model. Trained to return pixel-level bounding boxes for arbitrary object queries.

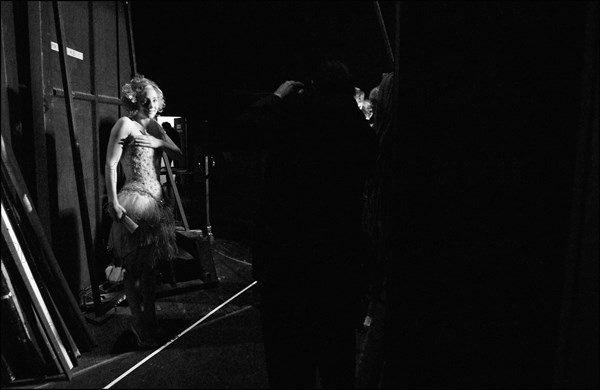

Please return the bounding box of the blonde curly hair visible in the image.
[120,74,166,115]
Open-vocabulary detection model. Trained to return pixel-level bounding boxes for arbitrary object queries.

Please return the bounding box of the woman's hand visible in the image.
[146,119,183,160]
[132,134,162,149]
[274,80,305,99]
[108,200,127,221]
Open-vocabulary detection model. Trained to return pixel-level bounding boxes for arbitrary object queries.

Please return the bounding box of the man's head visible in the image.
[312,60,355,96]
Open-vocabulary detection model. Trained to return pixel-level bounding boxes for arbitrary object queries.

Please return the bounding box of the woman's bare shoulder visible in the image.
[116,116,136,126]
[112,116,137,132]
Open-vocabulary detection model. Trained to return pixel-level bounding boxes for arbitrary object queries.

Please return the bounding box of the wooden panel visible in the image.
[45,97,96,291]
[24,1,132,295]
[43,1,92,95]
[94,1,120,98]
[117,1,134,83]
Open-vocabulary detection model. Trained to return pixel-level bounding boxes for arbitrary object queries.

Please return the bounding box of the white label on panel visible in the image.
[50,41,84,60]
[66,47,83,60]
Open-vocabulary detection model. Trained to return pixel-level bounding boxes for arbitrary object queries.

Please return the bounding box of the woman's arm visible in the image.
[104,117,130,220]
[136,119,183,161]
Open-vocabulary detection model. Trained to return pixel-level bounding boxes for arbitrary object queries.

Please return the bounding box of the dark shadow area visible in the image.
[53,209,82,297]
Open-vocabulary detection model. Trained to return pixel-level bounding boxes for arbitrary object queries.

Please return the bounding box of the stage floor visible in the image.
[11,239,383,389]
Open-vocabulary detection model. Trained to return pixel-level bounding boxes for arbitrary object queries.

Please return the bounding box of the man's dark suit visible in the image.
[228,87,377,388]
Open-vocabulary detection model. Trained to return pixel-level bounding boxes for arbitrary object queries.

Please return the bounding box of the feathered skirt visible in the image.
[107,186,177,269]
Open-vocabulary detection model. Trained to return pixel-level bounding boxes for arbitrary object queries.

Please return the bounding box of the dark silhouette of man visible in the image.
[226,60,377,388]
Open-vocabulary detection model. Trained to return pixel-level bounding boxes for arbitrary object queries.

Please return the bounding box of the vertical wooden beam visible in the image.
[1,1,14,148]
[27,1,52,239]
[52,0,102,318]
[1,8,11,149]
[124,0,137,76]
[88,0,106,294]
[115,1,122,117]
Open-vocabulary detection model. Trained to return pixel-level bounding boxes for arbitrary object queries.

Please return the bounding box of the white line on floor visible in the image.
[103,280,258,389]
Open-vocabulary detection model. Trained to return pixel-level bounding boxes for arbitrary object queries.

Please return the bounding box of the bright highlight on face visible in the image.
[139,86,160,119]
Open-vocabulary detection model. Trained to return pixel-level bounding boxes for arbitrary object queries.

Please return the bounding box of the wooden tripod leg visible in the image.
[163,153,219,285]
[162,152,190,231]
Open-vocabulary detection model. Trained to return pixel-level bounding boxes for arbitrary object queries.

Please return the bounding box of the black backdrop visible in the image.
[131,1,390,128]
[130,2,597,388]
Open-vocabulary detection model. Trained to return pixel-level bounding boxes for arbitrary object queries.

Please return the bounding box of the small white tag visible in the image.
[66,47,83,60]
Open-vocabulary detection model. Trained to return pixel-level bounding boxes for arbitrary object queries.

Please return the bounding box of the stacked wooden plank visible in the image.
[1,135,95,385]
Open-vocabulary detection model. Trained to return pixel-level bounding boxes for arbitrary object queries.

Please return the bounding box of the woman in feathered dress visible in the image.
[105,74,182,348]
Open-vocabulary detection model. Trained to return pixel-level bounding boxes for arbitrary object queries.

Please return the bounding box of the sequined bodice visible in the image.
[120,143,162,199]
